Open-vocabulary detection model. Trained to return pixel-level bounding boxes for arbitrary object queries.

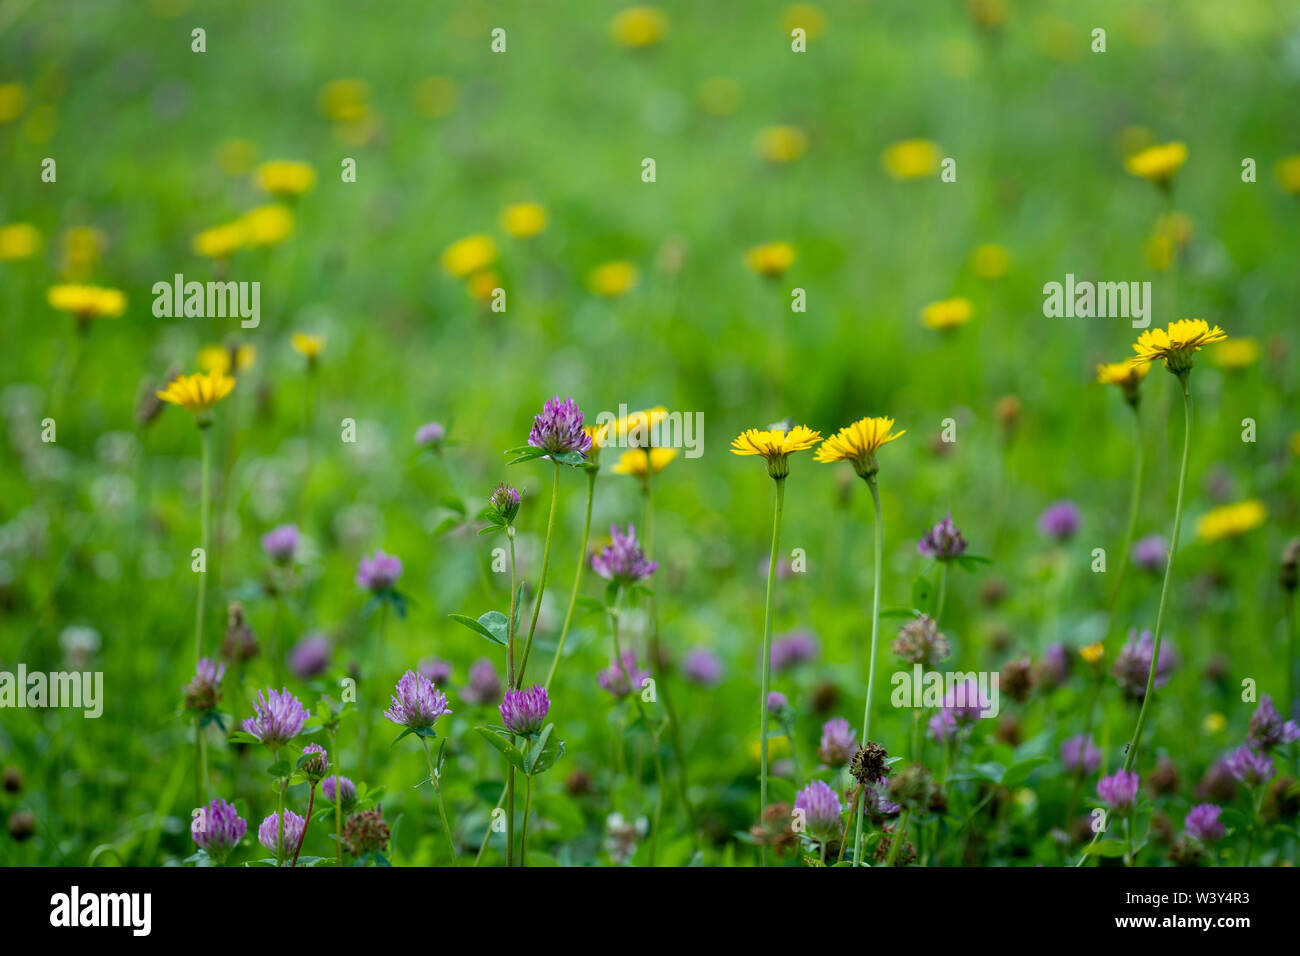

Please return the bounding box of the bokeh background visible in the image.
[1,0,1298,865]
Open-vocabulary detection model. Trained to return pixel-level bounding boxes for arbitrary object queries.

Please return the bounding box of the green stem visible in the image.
[516,461,560,682]
[274,771,287,867]
[885,809,910,867]
[422,736,459,865]
[612,588,665,866]
[330,729,343,867]
[193,717,207,809]
[545,469,595,690]
[934,562,948,626]
[196,425,212,662]
[1106,404,1145,628]
[836,785,862,864]
[853,476,884,867]
[292,783,315,867]
[757,477,786,867]
[1121,375,1191,774]
[521,774,533,866]
[506,531,518,867]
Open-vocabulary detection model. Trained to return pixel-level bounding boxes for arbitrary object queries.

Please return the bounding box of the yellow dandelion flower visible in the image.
[0,223,41,261]
[291,332,325,362]
[317,78,370,123]
[1202,712,1226,735]
[192,222,246,259]
[883,139,939,180]
[966,0,1007,30]
[1125,141,1187,186]
[921,297,973,331]
[61,226,105,278]
[1130,318,1228,375]
[814,417,904,479]
[255,160,316,198]
[198,343,256,375]
[467,270,501,302]
[442,234,497,279]
[610,6,668,48]
[732,425,822,479]
[1145,232,1175,272]
[697,76,741,116]
[47,284,126,321]
[586,260,639,297]
[756,125,808,164]
[240,204,294,247]
[1096,361,1150,407]
[413,76,458,119]
[970,243,1009,280]
[781,4,826,40]
[1277,155,1300,195]
[1196,499,1267,542]
[217,138,257,175]
[501,202,548,239]
[0,82,24,123]
[1209,337,1260,371]
[745,242,796,279]
[157,369,236,418]
[747,732,791,763]
[611,447,679,477]
[1080,642,1105,665]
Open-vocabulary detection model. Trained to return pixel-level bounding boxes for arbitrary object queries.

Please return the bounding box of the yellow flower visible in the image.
[611,447,679,477]
[442,234,497,278]
[157,369,236,418]
[1145,232,1175,271]
[1079,642,1105,665]
[814,417,904,479]
[1209,337,1260,371]
[240,204,295,246]
[1202,712,1226,735]
[921,297,973,331]
[192,222,246,259]
[756,125,807,164]
[47,284,126,320]
[1125,141,1187,186]
[217,138,257,175]
[747,732,790,763]
[610,6,668,48]
[883,139,939,180]
[697,76,741,116]
[745,242,796,279]
[781,4,826,40]
[1196,499,1267,542]
[198,343,256,375]
[966,0,1007,30]
[317,78,370,123]
[1129,318,1228,374]
[970,244,1009,280]
[61,226,105,278]
[0,223,41,261]
[1277,155,1300,195]
[413,76,458,119]
[255,160,316,198]
[586,260,639,297]
[291,332,325,362]
[467,270,501,302]
[501,202,548,239]
[1096,361,1150,406]
[0,83,24,123]
[1291,431,1300,460]
[732,425,821,479]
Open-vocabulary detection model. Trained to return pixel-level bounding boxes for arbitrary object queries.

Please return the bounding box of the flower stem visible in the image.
[612,588,665,866]
[1121,375,1191,775]
[195,425,212,662]
[422,736,459,865]
[193,717,207,808]
[330,728,343,867]
[292,783,316,867]
[758,477,786,867]
[885,809,910,867]
[521,774,533,866]
[853,476,884,866]
[274,772,287,867]
[836,784,862,864]
[1106,404,1145,627]
[516,460,560,683]
[545,469,596,691]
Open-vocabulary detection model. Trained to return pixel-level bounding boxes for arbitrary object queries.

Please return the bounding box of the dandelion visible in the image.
[500,685,550,735]
[1184,804,1225,843]
[1129,318,1227,375]
[157,369,236,419]
[744,242,796,279]
[291,332,325,364]
[609,5,667,48]
[920,297,973,331]
[198,343,255,377]
[882,138,939,180]
[240,204,294,246]
[1097,769,1140,811]
[441,233,497,278]
[501,202,548,238]
[756,125,807,164]
[47,284,126,325]
[255,160,315,197]
[1125,141,1187,187]
[1196,499,1267,542]
[970,243,1009,279]
[1097,361,1149,408]
[586,260,639,297]
[1277,155,1300,194]
[191,798,246,865]
[610,447,678,478]
[0,222,40,260]
[1210,337,1260,371]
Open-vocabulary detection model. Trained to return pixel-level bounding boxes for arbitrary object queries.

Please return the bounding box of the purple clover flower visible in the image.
[591,524,658,584]
[489,482,521,523]
[300,743,328,779]
[1224,745,1275,788]
[1247,694,1300,751]
[461,658,502,706]
[288,633,331,680]
[242,687,309,749]
[261,524,300,565]
[1132,534,1167,573]
[415,421,446,448]
[356,549,403,592]
[527,395,592,458]
[1038,500,1081,542]
[1061,733,1101,776]
[183,657,225,713]
[321,775,357,808]
[598,650,649,698]
[257,809,306,855]
[682,647,723,686]
[770,630,819,671]
[927,708,958,743]
[1097,769,1140,810]
[917,512,967,561]
[941,676,989,722]
[1038,642,1071,689]
[191,798,246,862]
[794,780,843,842]
[383,669,451,731]
[419,657,453,684]
[1184,803,1225,842]
[817,717,857,766]
[500,685,550,735]
[1113,628,1177,701]
[766,691,789,714]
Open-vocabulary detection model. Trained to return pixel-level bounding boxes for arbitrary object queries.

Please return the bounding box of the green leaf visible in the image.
[1083,840,1130,858]
[432,516,462,538]
[475,726,527,772]
[449,612,508,646]
[440,495,466,515]
[1001,756,1049,788]
[550,450,586,466]
[971,761,1005,784]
